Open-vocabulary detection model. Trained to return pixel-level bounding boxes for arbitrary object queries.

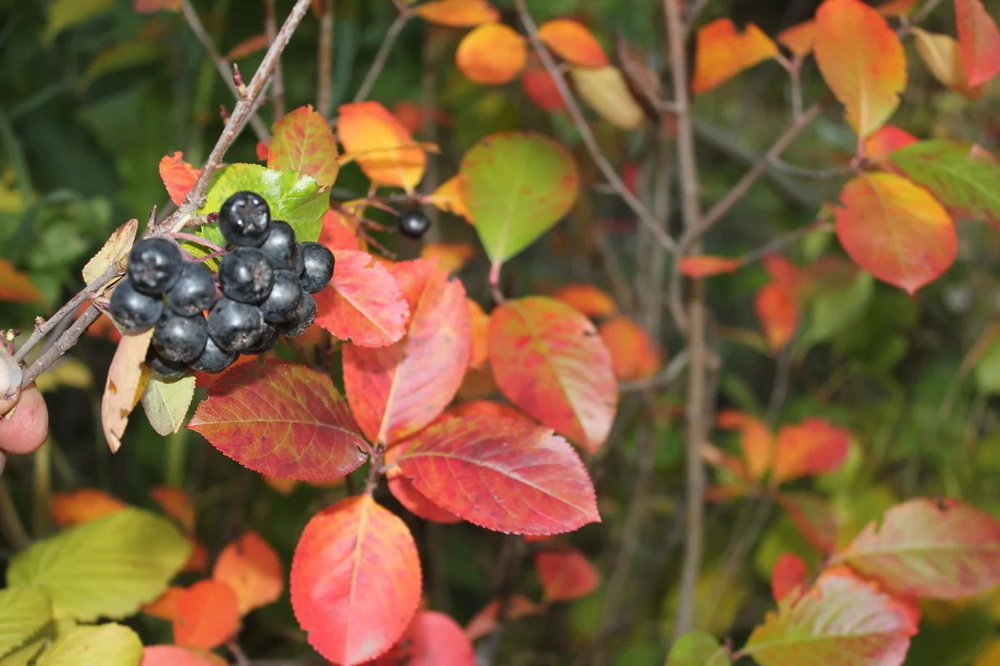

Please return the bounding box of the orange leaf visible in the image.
[756,283,798,352]
[50,488,127,527]
[814,0,906,137]
[835,172,956,293]
[955,0,1000,87]
[414,0,499,27]
[173,580,241,650]
[0,259,43,303]
[598,316,662,381]
[141,645,227,666]
[428,175,473,222]
[679,255,745,278]
[158,152,201,206]
[550,283,617,317]
[466,298,490,369]
[877,0,918,15]
[777,20,815,57]
[337,101,426,192]
[863,125,918,161]
[772,418,851,484]
[151,485,196,532]
[212,531,284,614]
[718,410,772,481]
[465,595,540,641]
[522,65,566,112]
[691,19,778,93]
[771,553,808,603]
[102,328,153,452]
[141,586,186,620]
[449,400,524,420]
[225,33,269,61]
[134,0,181,11]
[421,242,476,273]
[456,23,527,85]
[183,537,208,573]
[268,105,339,187]
[538,19,608,67]
[369,611,475,666]
[290,495,421,665]
[535,548,600,601]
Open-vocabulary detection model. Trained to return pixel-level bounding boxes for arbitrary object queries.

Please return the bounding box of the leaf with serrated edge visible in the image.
[101,328,153,452]
[81,218,136,286]
[0,588,51,658]
[396,414,600,535]
[7,508,190,622]
[188,361,367,481]
[141,374,196,436]
[35,623,142,666]
[268,105,339,187]
[291,495,421,665]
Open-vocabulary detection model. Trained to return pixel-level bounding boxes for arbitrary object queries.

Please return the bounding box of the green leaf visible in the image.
[35,623,142,666]
[0,637,47,666]
[800,270,873,348]
[0,588,51,659]
[890,140,1000,227]
[665,631,731,666]
[196,163,327,245]
[7,509,191,622]
[140,374,196,436]
[44,0,115,42]
[976,338,1000,394]
[461,132,578,267]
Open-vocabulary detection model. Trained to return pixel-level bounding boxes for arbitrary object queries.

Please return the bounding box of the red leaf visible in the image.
[159,152,201,206]
[151,485,195,532]
[537,19,608,67]
[522,66,566,112]
[387,467,462,524]
[489,296,617,453]
[449,400,525,421]
[314,249,409,347]
[291,495,421,665]
[212,531,284,614]
[863,125,918,161]
[550,283,617,317]
[836,498,1000,599]
[369,611,475,666]
[396,414,600,535]
[835,172,956,293]
[268,105,340,187]
[141,645,227,666]
[691,18,778,93]
[456,23,527,85]
[679,255,745,278]
[173,580,241,650]
[0,260,43,303]
[188,360,367,481]
[771,553,808,603]
[954,0,1000,87]
[772,419,851,484]
[343,259,470,444]
[225,34,269,61]
[318,209,362,251]
[535,549,599,601]
[50,488,127,527]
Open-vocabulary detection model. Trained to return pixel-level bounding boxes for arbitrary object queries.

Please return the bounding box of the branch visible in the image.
[352,8,411,103]
[514,0,677,253]
[316,0,335,118]
[21,307,101,388]
[264,0,286,119]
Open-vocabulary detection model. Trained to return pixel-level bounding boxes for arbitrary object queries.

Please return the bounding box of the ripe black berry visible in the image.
[298,242,335,293]
[153,310,209,364]
[166,262,217,317]
[260,270,304,324]
[258,220,298,270]
[219,191,271,247]
[398,209,431,239]
[145,348,189,379]
[190,336,237,374]
[220,247,275,304]
[208,297,267,352]
[109,278,163,333]
[281,292,317,337]
[128,238,183,295]
[244,322,278,355]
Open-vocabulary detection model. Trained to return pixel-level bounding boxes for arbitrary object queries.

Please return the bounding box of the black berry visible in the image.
[208,297,267,352]
[220,247,275,304]
[398,209,431,239]
[145,348,189,379]
[260,270,304,324]
[190,336,238,374]
[166,262,217,317]
[128,238,183,295]
[281,292,317,337]
[153,310,209,364]
[244,322,278,355]
[298,242,334,293]
[258,220,298,270]
[219,191,271,247]
[109,278,163,333]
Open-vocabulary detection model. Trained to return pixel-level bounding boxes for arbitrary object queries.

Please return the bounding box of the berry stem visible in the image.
[170,232,226,255]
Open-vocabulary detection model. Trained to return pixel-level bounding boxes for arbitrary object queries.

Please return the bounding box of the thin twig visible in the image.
[515,0,677,253]
[21,307,101,388]
[912,0,947,25]
[316,0,335,118]
[352,9,412,103]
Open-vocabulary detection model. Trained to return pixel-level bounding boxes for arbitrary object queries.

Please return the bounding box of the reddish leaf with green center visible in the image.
[954,0,1000,87]
[158,152,201,206]
[535,549,600,601]
[212,531,284,614]
[290,495,421,665]
[489,296,617,452]
[173,580,240,650]
[395,414,600,535]
[834,172,956,294]
[369,611,475,666]
[267,105,339,187]
[834,498,1000,599]
[343,259,470,444]
[188,361,367,481]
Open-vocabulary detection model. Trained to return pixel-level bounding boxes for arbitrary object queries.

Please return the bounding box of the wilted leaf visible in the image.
[679,255,745,278]
[666,631,732,666]
[834,172,956,293]
[551,283,616,317]
[212,532,284,614]
[538,19,608,67]
[102,328,153,453]
[814,0,906,137]
[598,316,662,381]
[140,646,227,666]
[290,495,421,665]
[173,580,240,650]
[50,488,127,527]
[414,0,498,27]
[141,374,196,436]
[691,18,778,93]
[570,66,645,129]
[81,218,136,286]
[0,260,43,303]
[772,419,851,484]
[777,20,815,57]
[771,553,808,602]
[396,414,600,535]
[7,508,190,622]
[36,623,142,666]
[338,102,426,192]
[535,549,599,601]
[159,152,201,206]
[456,23,526,85]
[954,0,1000,87]
[0,588,51,658]
[369,611,475,666]
[913,28,982,97]
[268,105,339,187]
[188,361,367,481]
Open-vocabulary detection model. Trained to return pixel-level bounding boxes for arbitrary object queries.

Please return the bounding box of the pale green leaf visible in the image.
[0,636,47,666]
[36,623,141,666]
[0,588,51,659]
[665,631,731,666]
[44,0,115,41]
[7,508,191,622]
[141,374,196,436]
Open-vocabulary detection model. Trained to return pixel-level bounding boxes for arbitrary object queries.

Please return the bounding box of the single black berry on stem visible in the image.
[153,310,209,364]
[261,270,304,324]
[128,238,183,295]
[281,292,317,337]
[208,297,267,352]
[145,348,189,379]
[166,262,217,317]
[109,278,163,333]
[298,242,334,293]
[398,208,431,239]
[220,247,275,304]
[258,220,298,270]
[191,336,238,373]
[219,191,271,247]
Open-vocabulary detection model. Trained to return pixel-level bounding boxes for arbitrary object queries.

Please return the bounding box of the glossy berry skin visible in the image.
[219,191,271,247]
[281,292,317,337]
[145,348,188,379]
[110,278,163,333]
[398,209,431,239]
[208,297,267,353]
[244,322,278,355]
[166,262,217,317]
[258,220,298,270]
[261,270,304,324]
[298,242,335,293]
[128,238,183,295]
[220,247,275,304]
[153,310,209,364]
[191,336,237,373]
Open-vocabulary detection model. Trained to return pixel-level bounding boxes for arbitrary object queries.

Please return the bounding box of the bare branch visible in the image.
[352,9,412,103]
[264,0,286,119]
[21,307,101,388]
[316,0,335,118]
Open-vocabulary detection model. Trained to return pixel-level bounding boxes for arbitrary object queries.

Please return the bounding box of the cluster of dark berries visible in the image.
[109,191,335,379]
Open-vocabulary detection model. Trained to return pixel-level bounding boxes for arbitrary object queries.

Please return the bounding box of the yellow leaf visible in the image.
[81,218,137,287]
[570,66,645,129]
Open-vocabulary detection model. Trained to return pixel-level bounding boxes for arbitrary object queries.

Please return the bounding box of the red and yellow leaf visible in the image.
[150,486,195,532]
[456,23,527,85]
[691,18,779,94]
[102,328,153,453]
[337,101,426,192]
[158,152,201,206]
[537,19,608,67]
[268,105,339,187]
[50,488,127,527]
[717,410,772,481]
[188,360,367,481]
[413,0,499,27]
[877,0,918,16]
[551,283,617,317]
[778,20,815,57]
[0,259,43,303]
[778,491,838,554]
[173,580,240,650]
[770,553,808,603]
[535,548,600,601]
[771,419,851,484]
[863,125,917,161]
[679,255,745,278]
[913,28,983,98]
[212,531,283,615]
[369,611,475,666]
[598,316,662,381]
[954,0,1000,87]
[290,495,421,665]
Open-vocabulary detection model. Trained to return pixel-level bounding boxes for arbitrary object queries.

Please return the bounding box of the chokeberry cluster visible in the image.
[109,191,335,379]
